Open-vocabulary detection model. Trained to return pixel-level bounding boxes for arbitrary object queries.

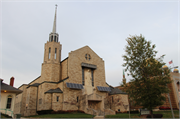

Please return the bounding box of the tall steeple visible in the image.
[49,5,59,42]
[52,4,57,33]
[123,69,126,84]
[41,5,62,83]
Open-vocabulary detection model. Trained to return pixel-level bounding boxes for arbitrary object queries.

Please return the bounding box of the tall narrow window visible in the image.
[55,48,57,59]
[77,96,79,102]
[82,68,84,85]
[54,36,56,42]
[51,36,53,42]
[39,98,42,104]
[112,96,113,103]
[48,48,51,59]
[57,37,58,42]
[6,95,12,109]
[57,96,59,102]
[91,70,94,86]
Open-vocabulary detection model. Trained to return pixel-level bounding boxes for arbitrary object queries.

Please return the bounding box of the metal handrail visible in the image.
[0,108,13,117]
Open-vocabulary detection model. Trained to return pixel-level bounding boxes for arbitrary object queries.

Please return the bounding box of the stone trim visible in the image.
[28,76,41,85]
[81,62,97,69]
[44,88,63,94]
[18,84,28,89]
[26,77,69,89]
[61,57,68,63]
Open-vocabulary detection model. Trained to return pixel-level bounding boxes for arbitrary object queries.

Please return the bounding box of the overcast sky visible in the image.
[1,0,179,88]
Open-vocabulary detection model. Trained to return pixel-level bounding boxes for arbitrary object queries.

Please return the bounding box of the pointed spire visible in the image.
[123,69,125,78]
[52,4,57,33]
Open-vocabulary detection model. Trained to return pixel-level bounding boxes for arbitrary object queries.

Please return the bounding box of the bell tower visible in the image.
[41,5,62,82]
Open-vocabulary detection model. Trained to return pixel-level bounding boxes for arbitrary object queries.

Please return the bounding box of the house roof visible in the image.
[1,82,23,94]
[27,83,41,88]
[44,88,63,94]
[109,88,127,95]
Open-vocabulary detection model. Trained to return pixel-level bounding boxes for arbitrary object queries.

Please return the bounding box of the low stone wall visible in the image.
[104,109,116,115]
[86,108,97,116]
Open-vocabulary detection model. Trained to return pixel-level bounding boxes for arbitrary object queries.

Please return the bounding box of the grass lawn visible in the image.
[105,110,179,118]
[23,110,179,118]
[105,113,140,118]
[153,110,179,118]
[25,113,94,118]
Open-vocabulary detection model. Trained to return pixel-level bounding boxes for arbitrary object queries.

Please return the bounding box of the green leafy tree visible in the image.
[122,34,171,118]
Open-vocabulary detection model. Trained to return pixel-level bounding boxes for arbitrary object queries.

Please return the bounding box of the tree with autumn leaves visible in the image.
[122,34,171,118]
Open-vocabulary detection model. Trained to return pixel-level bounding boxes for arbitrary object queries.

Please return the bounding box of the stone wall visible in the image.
[104,94,129,112]
[24,86,38,116]
[62,83,83,111]
[61,58,68,80]
[14,93,22,114]
[29,76,41,85]
[68,46,108,88]
[41,63,60,82]
[43,41,61,64]
[52,93,63,111]
[14,85,28,116]
[37,82,57,111]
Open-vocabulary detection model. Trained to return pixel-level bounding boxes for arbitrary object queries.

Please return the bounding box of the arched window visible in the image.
[48,48,51,59]
[6,95,12,109]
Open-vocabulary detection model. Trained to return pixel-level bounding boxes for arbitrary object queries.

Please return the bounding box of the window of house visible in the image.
[55,48,57,59]
[112,96,113,103]
[118,109,120,112]
[77,96,79,102]
[91,70,94,86]
[54,36,56,42]
[85,54,87,60]
[6,95,12,109]
[85,54,91,60]
[39,98,42,104]
[57,96,59,102]
[82,68,84,85]
[48,48,51,59]
[51,36,53,42]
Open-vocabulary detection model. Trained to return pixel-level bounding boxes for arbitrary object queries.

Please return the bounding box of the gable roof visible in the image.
[1,82,23,94]
[44,88,63,94]
[109,88,127,95]
[27,83,41,88]
[70,45,103,60]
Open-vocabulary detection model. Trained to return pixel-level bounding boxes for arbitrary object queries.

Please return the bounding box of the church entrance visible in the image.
[88,100,101,110]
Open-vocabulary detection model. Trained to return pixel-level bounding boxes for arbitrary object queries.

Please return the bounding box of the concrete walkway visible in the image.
[94,116,104,119]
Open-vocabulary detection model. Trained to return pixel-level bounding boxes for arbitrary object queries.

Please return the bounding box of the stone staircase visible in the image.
[87,108,105,118]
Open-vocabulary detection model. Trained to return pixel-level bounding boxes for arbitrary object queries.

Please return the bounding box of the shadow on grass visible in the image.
[25,113,95,118]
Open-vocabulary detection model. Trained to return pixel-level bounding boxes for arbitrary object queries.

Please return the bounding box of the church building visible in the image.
[14,6,129,116]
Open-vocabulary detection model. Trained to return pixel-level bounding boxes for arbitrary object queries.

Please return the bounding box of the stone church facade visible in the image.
[14,6,129,116]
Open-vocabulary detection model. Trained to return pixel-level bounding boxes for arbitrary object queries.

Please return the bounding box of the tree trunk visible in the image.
[150,110,153,118]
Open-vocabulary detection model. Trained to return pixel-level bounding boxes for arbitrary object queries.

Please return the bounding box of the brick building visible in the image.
[116,66,180,111]
[14,6,129,116]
